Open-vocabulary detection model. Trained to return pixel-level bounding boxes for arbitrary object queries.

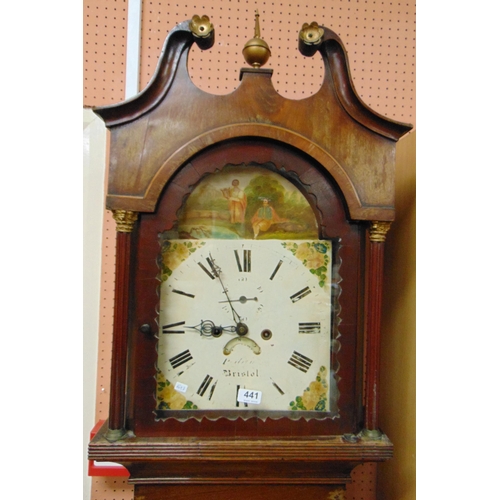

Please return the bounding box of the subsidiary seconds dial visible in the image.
[155,239,334,417]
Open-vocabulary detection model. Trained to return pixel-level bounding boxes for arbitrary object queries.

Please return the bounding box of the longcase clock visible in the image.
[88,14,412,500]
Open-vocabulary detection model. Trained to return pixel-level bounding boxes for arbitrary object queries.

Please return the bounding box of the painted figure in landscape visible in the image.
[176,165,319,240]
[251,198,286,238]
[221,179,247,224]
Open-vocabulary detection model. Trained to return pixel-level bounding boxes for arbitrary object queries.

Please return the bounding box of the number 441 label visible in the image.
[237,388,262,405]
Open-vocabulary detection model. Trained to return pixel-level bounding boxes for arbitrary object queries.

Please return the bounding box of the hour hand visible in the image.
[185,320,236,337]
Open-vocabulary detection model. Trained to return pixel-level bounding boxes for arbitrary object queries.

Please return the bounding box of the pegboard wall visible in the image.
[84,0,415,123]
[84,1,415,499]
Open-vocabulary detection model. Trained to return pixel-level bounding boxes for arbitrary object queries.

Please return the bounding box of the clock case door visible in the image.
[127,138,365,438]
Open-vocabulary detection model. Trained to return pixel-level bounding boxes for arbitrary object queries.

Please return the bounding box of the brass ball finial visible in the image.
[242,10,271,68]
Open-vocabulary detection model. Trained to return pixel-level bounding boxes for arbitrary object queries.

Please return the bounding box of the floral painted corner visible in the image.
[289,365,328,411]
[283,241,331,288]
[156,369,198,410]
[160,240,205,282]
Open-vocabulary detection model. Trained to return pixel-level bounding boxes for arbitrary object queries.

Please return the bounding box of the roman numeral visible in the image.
[197,374,214,397]
[198,260,216,279]
[269,259,283,280]
[298,322,321,334]
[235,384,248,407]
[208,380,218,401]
[290,286,311,303]
[172,289,195,298]
[162,321,185,334]
[169,349,193,369]
[234,249,251,272]
[271,379,285,395]
[206,255,219,276]
[288,351,313,373]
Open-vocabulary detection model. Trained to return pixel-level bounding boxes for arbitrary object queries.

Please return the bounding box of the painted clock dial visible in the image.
[156,238,335,417]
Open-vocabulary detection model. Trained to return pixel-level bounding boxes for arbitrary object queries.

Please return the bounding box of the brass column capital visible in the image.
[368,221,391,242]
[112,210,138,233]
[328,486,346,500]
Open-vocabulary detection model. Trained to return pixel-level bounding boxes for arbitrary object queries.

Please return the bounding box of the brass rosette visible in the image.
[299,22,324,46]
[189,15,213,39]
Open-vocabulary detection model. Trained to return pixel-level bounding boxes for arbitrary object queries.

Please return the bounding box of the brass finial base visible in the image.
[105,427,127,442]
[361,428,383,440]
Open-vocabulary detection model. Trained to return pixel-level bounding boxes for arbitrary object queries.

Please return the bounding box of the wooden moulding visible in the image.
[89,421,393,485]
[91,19,412,222]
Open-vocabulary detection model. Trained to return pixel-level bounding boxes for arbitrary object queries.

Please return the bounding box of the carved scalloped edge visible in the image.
[153,410,339,423]
[331,245,343,407]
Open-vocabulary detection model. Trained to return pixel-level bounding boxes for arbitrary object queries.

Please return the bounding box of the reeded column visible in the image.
[364,221,391,433]
[106,209,138,441]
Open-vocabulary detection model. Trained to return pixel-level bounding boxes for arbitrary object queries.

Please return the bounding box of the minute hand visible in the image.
[209,254,248,336]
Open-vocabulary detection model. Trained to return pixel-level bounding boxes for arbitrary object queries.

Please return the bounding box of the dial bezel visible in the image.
[155,238,341,421]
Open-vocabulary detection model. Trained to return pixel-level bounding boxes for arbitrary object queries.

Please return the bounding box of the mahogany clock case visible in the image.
[87,17,413,496]
[126,137,366,438]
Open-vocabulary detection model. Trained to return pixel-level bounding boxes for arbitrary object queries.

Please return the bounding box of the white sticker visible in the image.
[237,388,262,405]
[174,381,188,393]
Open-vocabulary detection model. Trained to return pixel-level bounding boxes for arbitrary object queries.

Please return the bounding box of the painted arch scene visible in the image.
[176,165,319,240]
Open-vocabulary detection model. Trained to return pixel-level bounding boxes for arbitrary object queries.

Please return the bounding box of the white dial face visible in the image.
[156,239,333,417]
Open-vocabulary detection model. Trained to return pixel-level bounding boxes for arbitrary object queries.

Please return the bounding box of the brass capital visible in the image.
[327,486,346,500]
[369,221,391,242]
[112,210,138,233]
